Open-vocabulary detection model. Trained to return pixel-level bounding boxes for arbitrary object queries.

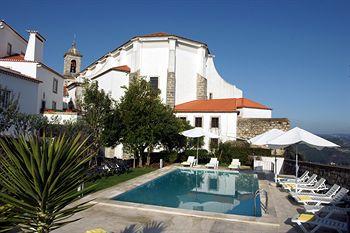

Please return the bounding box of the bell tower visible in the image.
[63,37,82,80]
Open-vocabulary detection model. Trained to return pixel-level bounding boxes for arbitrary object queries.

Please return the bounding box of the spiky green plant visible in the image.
[0,134,94,233]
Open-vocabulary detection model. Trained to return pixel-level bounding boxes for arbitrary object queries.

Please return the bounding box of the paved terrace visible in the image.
[54,165,304,233]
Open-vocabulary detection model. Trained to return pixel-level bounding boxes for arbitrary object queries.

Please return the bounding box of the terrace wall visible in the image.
[281,159,350,189]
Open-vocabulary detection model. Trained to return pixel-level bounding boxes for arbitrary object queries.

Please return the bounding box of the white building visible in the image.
[0,20,64,114]
[68,32,243,107]
[0,66,40,114]
[175,98,272,150]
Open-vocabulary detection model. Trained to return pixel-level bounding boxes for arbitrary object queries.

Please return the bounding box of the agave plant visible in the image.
[0,134,94,233]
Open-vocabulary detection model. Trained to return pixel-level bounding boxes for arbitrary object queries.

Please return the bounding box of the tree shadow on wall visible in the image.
[120,221,167,233]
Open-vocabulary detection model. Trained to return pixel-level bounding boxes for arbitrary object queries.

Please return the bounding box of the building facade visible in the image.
[68,32,243,107]
[0,20,64,113]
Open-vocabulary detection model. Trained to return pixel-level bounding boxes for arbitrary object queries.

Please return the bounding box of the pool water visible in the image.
[113,169,261,217]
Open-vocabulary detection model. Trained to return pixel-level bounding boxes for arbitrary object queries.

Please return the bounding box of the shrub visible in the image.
[215,141,271,165]
[183,149,211,164]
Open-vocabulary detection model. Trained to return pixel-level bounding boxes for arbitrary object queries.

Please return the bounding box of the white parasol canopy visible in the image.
[180,127,219,165]
[267,127,339,193]
[181,127,219,138]
[249,129,285,146]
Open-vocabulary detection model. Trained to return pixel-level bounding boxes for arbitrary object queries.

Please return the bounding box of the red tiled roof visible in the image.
[174,98,271,113]
[0,65,41,84]
[1,53,25,61]
[112,65,131,73]
[139,32,170,37]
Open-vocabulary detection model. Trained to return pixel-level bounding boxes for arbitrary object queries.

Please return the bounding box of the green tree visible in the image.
[116,77,186,167]
[79,80,113,163]
[0,134,94,233]
[13,113,48,136]
[0,85,19,133]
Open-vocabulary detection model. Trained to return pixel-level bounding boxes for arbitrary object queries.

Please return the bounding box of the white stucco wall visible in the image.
[94,70,129,101]
[239,108,272,118]
[43,112,80,124]
[0,72,39,114]
[0,61,64,111]
[175,112,238,150]
[253,156,284,175]
[206,56,243,99]
[0,21,27,58]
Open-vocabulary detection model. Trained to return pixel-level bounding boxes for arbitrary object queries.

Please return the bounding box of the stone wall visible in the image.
[282,159,350,190]
[196,74,207,100]
[237,118,290,140]
[166,72,176,107]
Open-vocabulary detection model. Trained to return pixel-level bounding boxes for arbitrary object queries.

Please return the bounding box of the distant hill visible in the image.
[285,134,350,167]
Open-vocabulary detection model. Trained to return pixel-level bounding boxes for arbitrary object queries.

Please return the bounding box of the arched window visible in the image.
[70,60,76,73]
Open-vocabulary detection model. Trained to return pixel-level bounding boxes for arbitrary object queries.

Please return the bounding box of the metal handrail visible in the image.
[253,188,268,216]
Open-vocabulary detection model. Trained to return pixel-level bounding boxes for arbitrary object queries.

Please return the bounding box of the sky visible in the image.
[2,0,350,134]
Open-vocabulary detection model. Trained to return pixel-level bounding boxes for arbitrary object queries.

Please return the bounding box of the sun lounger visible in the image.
[291,184,340,200]
[228,159,240,170]
[181,156,196,167]
[294,187,349,206]
[288,178,327,194]
[291,213,347,233]
[303,205,350,215]
[282,174,317,190]
[205,158,219,169]
[277,170,309,184]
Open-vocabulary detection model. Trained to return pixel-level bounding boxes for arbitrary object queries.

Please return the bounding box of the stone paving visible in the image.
[54,166,303,233]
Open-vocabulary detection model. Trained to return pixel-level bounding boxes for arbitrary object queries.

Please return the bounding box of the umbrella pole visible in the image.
[295,145,298,194]
[196,137,199,166]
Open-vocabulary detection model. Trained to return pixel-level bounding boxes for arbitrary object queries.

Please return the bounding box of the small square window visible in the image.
[7,43,12,55]
[211,117,219,128]
[53,78,58,93]
[0,89,12,108]
[179,117,187,122]
[195,117,202,127]
[209,177,218,191]
[210,138,219,151]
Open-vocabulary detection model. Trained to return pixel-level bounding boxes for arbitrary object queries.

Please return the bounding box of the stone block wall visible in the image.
[282,159,350,190]
[237,118,290,140]
[166,72,176,107]
[196,74,207,100]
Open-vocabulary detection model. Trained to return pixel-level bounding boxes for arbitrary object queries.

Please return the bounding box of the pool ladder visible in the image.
[253,189,268,216]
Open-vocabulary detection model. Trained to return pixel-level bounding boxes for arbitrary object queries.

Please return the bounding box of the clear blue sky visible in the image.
[2,0,350,134]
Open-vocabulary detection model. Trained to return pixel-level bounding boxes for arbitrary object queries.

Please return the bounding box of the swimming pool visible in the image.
[113,169,261,217]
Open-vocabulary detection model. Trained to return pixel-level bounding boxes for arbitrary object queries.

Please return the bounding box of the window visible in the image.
[0,89,12,108]
[210,138,219,151]
[209,93,213,99]
[149,77,158,90]
[211,117,219,128]
[209,177,218,191]
[70,60,76,73]
[53,78,58,93]
[179,117,187,122]
[52,101,57,110]
[41,100,46,112]
[195,117,202,127]
[7,43,12,55]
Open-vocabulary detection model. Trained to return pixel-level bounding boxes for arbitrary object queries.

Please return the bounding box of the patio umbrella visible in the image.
[267,127,339,193]
[249,129,285,180]
[180,127,219,164]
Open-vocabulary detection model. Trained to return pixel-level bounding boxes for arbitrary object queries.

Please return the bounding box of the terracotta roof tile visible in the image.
[174,98,271,113]
[1,53,25,61]
[112,65,130,73]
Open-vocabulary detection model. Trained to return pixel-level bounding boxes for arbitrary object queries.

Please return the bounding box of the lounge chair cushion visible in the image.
[298,195,311,201]
[298,214,315,222]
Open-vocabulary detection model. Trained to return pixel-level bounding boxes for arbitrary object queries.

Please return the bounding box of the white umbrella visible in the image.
[267,127,339,193]
[180,127,219,164]
[249,129,285,180]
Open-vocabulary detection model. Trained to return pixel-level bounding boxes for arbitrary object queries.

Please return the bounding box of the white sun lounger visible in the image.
[282,174,317,190]
[291,213,348,233]
[304,204,350,215]
[205,158,219,169]
[277,170,309,184]
[294,187,349,206]
[289,178,327,194]
[291,184,340,200]
[181,156,196,167]
[228,159,240,170]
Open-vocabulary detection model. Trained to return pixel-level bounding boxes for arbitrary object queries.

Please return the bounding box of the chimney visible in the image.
[24,30,46,62]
